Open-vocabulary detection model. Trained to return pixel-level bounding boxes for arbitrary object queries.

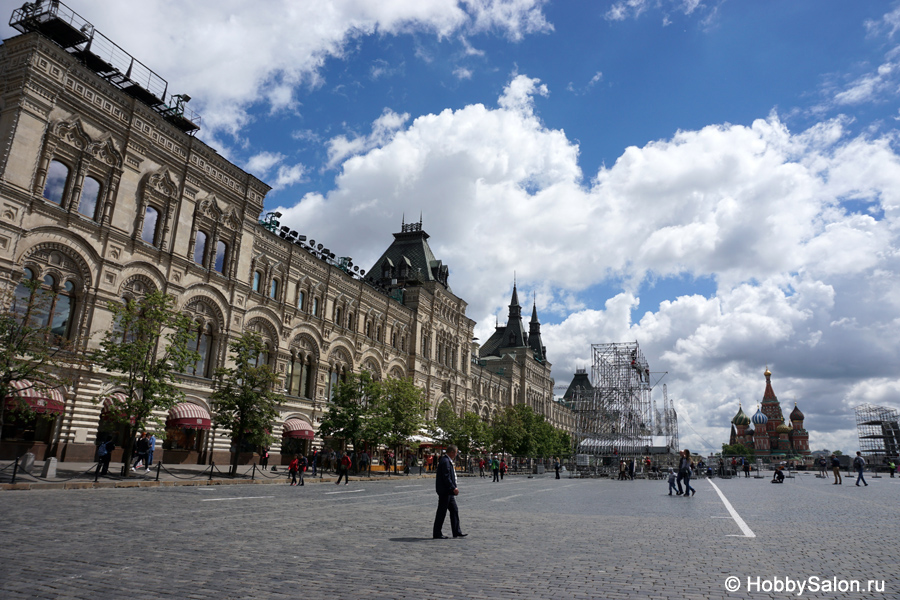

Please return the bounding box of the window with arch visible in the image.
[270,278,279,300]
[186,321,214,378]
[14,269,76,341]
[297,289,306,311]
[214,241,227,274]
[43,160,69,204]
[288,354,314,398]
[252,271,262,293]
[365,321,371,338]
[193,231,208,265]
[312,297,319,317]
[141,206,160,245]
[335,307,342,327]
[255,343,270,367]
[347,312,354,331]
[77,176,102,218]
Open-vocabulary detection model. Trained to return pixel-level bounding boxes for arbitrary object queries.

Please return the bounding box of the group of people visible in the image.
[476,456,507,481]
[666,449,697,497]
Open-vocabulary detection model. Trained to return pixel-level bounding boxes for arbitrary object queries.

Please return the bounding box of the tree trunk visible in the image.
[231,433,243,476]
[122,424,135,477]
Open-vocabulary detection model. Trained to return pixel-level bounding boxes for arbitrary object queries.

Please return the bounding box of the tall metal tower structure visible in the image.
[855,403,900,461]
[573,342,653,457]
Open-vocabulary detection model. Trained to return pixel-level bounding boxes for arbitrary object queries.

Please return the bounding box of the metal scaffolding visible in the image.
[855,403,900,461]
[573,342,654,457]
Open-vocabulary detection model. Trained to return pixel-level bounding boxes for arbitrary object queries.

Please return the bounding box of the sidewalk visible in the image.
[0,459,434,491]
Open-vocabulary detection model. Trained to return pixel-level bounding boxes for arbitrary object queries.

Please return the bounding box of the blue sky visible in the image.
[7,0,900,453]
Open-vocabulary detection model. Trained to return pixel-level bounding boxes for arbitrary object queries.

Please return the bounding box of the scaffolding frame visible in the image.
[855,403,900,462]
[572,342,654,458]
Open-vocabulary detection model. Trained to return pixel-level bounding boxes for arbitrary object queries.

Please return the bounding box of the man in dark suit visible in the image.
[433,445,466,539]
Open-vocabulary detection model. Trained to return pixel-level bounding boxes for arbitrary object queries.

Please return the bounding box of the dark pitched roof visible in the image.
[562,370,593,400]
[480,285,528,358]
[528,301,545,361]
[367,219,451,292]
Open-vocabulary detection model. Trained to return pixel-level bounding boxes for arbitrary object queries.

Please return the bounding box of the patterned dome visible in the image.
[776,422,792,434]
[790,402,804,422]
[751,407,768,426]
[732,404,751,426]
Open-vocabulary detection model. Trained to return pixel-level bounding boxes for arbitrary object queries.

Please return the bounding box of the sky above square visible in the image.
[8,0,900,454]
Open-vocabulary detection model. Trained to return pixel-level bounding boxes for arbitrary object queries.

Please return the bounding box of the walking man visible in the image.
[336,451,351,485]
[853,451,868,487]
[433,444,466,539]
[491,455,500,482]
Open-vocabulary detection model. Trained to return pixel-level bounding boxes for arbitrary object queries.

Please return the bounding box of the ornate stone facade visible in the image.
[0,26,571,464]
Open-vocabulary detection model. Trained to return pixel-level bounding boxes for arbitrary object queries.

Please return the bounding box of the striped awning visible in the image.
[283,418,314,440]
[4,380,65,415]
[101,392,134,423]
[167,402,211,430]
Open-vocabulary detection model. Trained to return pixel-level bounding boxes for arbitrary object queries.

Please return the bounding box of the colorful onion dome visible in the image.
[751,406,768,426]
[776,422,792,434]
[789,402,804,422]
[732,404,751,426]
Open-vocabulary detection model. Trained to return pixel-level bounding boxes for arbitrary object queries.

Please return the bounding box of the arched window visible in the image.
[297,289,306,311]
[193,231,208,265]
[43,160,69,204]
[312,297,319,317]
[12,268,35,320]
[335,307,342,327]
[252,271,262,293]
[187,322,213,377]
[141,206,159,245]
[15,271,75,341]
[347,312,354,331]
[214,241,227,274]
[255,344,270,367]
[77,176,102,218]
[366,321,371,337]
[270,278,279,300]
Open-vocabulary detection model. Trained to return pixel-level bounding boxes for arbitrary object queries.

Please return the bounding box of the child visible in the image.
[667,468,678,495]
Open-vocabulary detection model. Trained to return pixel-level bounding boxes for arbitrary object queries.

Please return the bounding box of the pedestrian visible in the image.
[132,432,150,472]
[491,455,500,482]
[830,454,842,485]
[680,449,696,497]
[628,458,635,480]
[147,432,156,467]
[260,447,269,470]
[853,451,868,487]
[479,458,486,478]
[433,444,466,539]
[619,460,627,481]
[336,451,351,485]
[310,449,318,477]
[298,454,307,486]
[554,457,561,479]
[743,459,750,478]
[667,468,677,495]
[289,455,300,486]
[96,434,113,476]
[360,450,369,476]
[818,456,827,478]
[889,459,896,478]
[499,458,507,480]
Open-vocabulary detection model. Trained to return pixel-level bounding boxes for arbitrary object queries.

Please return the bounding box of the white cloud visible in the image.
[45,0,551,137]
[273,73,900,453]
[245,151,286,178]
[454,67,474,80]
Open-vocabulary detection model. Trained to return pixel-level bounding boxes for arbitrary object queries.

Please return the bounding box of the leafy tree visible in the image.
[210,332,281,475]
[318,371,379,456]
[93,291,198,476]
[370,376,426,473]
[491,404,526,454]
[0,278,72,446]
[722,443,755,460]
[428,402,459,448]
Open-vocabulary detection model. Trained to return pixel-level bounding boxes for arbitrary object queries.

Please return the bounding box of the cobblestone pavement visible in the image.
[1,472,897,599]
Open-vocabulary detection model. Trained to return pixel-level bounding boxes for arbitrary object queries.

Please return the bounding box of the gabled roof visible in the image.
[368,219,451,292]
[562,369,593,400]
[480,284,527,358]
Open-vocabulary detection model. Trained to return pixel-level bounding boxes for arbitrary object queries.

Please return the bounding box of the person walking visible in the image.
[132,432,150,472]
[743,459,751,478]
[491,455,500,482]
[260,447,269,470]
[96,435,114,476]
[618,460,627,481]
[680,449,696,497]
[360,450,370,476]
[889,459,896,478]
[336,451,351,485]
[479,458,486,478]
[853,451,868,487]
[818,456,827,478]
[288,455,300,486]
[628,458,635,480]
[830,454,842,485]
[554,457,561,479]
[433,444,466,539]
[667,468,677,495]
[146,433,156,468]
[499,458,507,480]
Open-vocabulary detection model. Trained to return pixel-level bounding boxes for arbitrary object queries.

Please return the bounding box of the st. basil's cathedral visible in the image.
[729,369,811,458]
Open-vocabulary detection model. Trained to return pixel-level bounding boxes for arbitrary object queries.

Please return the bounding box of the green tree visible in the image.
[318,372,379,456]
[210,332,281,475]
[0,278,72,446]
[721,443,755,461]
[491,404,526,454]
[93,291,199,476]
[428,402,459,449]
[370,376,426,473]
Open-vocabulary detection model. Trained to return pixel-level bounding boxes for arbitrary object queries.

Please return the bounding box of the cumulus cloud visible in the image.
[606,0,707,22]
[273,72,900,452]
[41,0,552,137]
[244,151,306,191]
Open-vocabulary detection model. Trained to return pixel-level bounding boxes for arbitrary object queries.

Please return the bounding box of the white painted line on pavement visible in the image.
[707,479,756,538]
[492,494,523,502]
[395,484,423,488]
[535,488,555,492]
[201,496,274,502]
[325,489,366,495]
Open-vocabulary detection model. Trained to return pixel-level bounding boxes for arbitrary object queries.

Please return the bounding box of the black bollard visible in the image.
[155,462,161,481]
[209,462,214,481]
[94,462,100,483]
[11,454,19,484]
[251,463,256,481]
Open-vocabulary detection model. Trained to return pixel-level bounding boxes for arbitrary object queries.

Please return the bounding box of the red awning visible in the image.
[167,402,211,430]
[283,418,314,440]
[4,380,65,415]
[101,392,135,424]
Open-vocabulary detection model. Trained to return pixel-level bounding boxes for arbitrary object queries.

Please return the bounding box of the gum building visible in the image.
[0,2,571,464]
